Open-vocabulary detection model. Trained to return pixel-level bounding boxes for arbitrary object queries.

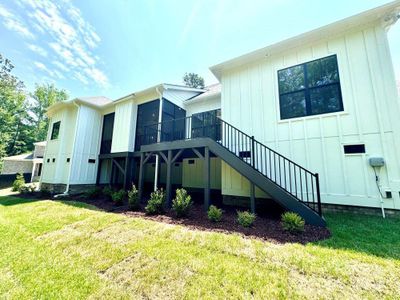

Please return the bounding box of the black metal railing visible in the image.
[142,115,322,216]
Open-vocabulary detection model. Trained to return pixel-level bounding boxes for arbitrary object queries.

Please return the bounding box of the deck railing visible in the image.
[143,115,322,216]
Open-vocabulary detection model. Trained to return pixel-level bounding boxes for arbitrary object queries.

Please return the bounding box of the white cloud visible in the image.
[0,3,35,39]
[28,44,47,56]
[52,61,70,72]
[15,0,109,88]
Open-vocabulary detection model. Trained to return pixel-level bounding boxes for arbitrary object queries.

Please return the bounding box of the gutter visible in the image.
[153,86,163,191]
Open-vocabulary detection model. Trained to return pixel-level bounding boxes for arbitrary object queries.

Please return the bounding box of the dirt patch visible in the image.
[71,196,330,244]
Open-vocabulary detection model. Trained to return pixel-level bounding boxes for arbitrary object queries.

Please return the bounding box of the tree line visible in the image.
[0,54,68,171]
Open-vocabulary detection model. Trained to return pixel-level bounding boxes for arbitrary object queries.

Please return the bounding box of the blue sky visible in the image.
[0,0,399,99]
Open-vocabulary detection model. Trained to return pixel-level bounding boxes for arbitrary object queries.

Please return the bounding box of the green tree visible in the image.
[30,83,68,142]
[0,54,27,168]
[183,72,205,89]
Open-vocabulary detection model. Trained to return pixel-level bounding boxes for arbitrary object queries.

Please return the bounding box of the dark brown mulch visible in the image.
[13,192,331,244]
[73,196,331,244]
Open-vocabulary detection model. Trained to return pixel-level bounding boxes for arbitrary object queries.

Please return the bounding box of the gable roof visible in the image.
[210,0,400,80]
[113,83,206,104]
[185,83,221,104]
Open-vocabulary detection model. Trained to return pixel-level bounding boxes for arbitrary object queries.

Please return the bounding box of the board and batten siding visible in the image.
[42,107,77,184]
[69,105,103,185]
[111,100,138,153]
[220,23,400,209]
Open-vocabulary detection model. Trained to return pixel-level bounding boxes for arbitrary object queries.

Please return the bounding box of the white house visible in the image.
[41,1,400,226]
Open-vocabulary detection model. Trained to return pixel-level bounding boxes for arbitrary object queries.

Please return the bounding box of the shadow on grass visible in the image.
[313,212,400,260]
[0,195,45,206]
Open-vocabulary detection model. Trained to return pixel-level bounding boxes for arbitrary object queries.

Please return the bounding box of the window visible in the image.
[100,113,115,154]
[51,121,61,140]
[192,109,222,141]
[278,55,343,120]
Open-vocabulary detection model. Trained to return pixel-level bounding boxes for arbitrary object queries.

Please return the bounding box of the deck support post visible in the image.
[250,182,255,213]
[96,159,102,185]
[109,159,115,187]
[166,150,172,207]
[204,146,210,210]
[138,152,144,201]
[124,156,134,190]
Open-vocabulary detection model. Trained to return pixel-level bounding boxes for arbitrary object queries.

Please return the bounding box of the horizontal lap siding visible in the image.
[221,23,400,209]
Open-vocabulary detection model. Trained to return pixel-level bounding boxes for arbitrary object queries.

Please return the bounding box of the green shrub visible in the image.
[12,173,25,192]
[281,212,305,234]
[102,186,113,200]
[111,189,126,206]
[207,205,223,222]
[172,188,192,217]
[237,211,256,228]
[145,189,165,215]
[83,187,102,199]
[128,184,140,210]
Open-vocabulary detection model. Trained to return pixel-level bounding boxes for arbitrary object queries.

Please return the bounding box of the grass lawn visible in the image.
[0,196,399,299]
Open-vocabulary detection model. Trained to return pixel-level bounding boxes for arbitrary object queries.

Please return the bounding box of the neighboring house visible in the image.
[41,2,400,226]
[1,141,46,182]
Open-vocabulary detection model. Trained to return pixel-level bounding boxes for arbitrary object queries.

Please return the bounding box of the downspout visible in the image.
[55,101,81,197]
[154,86,163,191]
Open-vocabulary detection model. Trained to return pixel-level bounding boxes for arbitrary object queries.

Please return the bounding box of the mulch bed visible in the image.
[73,196,331,244]
[13,193,331,244]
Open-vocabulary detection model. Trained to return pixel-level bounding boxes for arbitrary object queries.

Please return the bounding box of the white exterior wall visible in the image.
[220,23,400,209]
[184,96,221,116]
[163,89,201,108]
[111,100,137,153]
[42,107,77,184]
[69,105,103,185]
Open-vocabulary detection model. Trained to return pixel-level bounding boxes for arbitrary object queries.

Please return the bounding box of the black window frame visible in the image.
[50,121,61,140]
[278,54,343,120]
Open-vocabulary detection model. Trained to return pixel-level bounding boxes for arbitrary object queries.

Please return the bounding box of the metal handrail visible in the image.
[142,114,322,216]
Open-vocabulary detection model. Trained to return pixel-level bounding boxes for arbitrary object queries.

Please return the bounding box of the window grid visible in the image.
[278,55,343,120]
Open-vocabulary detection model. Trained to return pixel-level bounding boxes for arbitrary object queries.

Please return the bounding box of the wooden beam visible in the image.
[123,157,132,190]
[250,182,255,213]
[172,149,184,163]
[204,146,210,210]
[158,151,168,163]
[96,158,102,185]
[112,158,125,175]
[143,152,153,164]
[192,148,204,160]
[165,150,172,207]
[138,152,144,201]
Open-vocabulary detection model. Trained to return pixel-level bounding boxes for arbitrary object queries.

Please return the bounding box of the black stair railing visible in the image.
[142,115,322,216]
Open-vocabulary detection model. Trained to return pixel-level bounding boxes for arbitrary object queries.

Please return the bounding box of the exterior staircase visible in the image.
[142,115,326,227]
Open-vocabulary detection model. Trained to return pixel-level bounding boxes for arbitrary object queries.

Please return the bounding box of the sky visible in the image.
[0,0,399,100]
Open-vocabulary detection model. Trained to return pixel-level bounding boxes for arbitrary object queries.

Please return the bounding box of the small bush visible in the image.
[103,186,113,200]
[172,188,192,217]
[128,184,140,210]
[281,212,305,234]
[145,189,165,215]
[83,187,102,199]
[237,211,256,228]
[12,173,25,192]
[111,189,126,206]
[207,205,223,222]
